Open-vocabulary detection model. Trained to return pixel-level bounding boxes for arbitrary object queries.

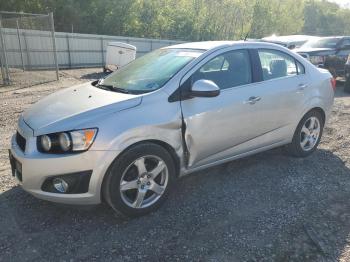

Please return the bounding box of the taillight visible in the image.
[330,78,336,91]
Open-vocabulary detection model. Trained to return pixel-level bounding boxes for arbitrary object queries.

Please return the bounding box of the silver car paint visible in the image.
[10,41,334,205]
[24,83,142,136]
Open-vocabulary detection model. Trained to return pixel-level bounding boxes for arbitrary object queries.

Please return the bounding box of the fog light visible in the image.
[53,178,69,193]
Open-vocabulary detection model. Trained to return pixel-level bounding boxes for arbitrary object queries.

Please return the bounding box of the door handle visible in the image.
[245,96,261,105]
[297,83,308,91]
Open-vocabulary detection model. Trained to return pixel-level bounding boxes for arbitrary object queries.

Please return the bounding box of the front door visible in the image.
[181,49,262,168]
[181,48,307,168]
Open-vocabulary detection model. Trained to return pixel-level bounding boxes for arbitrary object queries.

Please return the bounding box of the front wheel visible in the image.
[285,110,324,158]
[102,143,176,217]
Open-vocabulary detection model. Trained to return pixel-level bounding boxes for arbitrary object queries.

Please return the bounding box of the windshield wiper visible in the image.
[96,84,130,94]
[96,84,114,91]
[113,87,130,94]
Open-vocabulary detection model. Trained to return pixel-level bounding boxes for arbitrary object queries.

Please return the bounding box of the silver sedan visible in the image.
[9,41,335,217]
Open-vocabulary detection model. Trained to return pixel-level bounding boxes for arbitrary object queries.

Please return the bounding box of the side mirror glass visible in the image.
[190,79,220,98]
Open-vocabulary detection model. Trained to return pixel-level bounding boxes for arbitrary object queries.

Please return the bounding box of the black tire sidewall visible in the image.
[103,143,176,217]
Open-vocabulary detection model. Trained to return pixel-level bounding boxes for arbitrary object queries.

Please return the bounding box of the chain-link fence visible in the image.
[0,11,59,88]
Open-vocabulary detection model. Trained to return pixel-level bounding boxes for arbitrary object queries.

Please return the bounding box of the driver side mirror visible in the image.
[190,79,220,98]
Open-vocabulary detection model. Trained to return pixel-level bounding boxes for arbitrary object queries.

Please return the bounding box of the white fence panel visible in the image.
[2,28,184,69]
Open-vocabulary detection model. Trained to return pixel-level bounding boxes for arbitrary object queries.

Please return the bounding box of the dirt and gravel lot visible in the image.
[1,69,350,261]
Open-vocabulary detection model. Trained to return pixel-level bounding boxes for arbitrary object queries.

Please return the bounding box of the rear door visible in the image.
[252,49,309,141]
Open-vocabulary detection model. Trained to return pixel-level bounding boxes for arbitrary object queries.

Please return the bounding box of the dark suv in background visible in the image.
[296,36,350,79]
[345,56,350,92]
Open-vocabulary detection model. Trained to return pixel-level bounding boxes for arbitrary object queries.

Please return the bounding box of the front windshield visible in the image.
[100,48,203,93]
[302,38,341,49]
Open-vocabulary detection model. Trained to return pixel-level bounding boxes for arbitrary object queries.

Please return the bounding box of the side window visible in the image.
[200,56,225,73]
[258,50,298,81]
[193,50,252,89]
[340,39,350,49]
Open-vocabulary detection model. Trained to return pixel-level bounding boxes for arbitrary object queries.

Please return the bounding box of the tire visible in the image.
[285,110,324,158]
[102,143,176,217]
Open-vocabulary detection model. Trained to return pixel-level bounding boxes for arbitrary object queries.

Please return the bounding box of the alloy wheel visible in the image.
[119,155,169,209]
[300,116,321,151]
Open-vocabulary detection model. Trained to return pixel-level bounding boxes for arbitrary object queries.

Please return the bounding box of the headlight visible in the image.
[58,132,71,151]
[40,135,52,151]
[38,128,98,153]
[309,55,325,65]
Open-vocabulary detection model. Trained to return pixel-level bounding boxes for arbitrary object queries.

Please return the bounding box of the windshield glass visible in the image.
[100,48,203,93]
[302,38,341,49]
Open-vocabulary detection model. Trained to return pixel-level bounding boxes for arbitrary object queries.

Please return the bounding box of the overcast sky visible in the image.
[328,0,350,8]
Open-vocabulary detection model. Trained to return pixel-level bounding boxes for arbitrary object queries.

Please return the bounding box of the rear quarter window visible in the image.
[258,49,305,81]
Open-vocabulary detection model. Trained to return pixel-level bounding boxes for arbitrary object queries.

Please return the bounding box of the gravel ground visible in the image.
[0,68,58,89]
[1,69,350,261]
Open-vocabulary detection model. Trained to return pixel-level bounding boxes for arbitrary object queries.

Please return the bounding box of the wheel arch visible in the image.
[306,107,326,125]
[100,139,181,202]
[290,106,326,140]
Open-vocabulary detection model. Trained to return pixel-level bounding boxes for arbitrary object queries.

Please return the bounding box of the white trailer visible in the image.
[104,42,137,72]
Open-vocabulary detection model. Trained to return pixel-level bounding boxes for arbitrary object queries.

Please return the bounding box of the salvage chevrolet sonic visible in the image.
[9,41,335,217]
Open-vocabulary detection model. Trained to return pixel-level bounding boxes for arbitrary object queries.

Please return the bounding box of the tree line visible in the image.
[1,0,350,40]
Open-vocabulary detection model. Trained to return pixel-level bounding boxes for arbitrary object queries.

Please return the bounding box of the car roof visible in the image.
[166,41,237,50]
[165,40,288,51]
[262,35,319,43]
[318,36,346,39]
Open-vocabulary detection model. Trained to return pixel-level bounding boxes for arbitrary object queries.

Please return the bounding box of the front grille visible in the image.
[16,132,26,152]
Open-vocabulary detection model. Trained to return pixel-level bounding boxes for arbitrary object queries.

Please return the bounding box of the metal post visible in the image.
[0,51,5,85]
[66,33,71,68]
[150,40,153,51]
[100,37,104,67]
[49,12,59,80]
[23,32,31,70]
[16,19,25,71]
[0,16,10,85]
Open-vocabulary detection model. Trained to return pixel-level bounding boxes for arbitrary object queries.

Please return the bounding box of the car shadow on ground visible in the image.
[1,148,350,261]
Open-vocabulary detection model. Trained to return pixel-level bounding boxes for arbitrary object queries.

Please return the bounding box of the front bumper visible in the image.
[10,133,119,205]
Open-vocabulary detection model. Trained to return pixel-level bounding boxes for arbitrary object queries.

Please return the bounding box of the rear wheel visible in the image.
[285,110,324,157]
[103,143,176,217]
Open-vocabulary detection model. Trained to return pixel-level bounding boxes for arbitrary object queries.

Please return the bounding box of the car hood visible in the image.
[295,47,334,54]
[23,82,142,135]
